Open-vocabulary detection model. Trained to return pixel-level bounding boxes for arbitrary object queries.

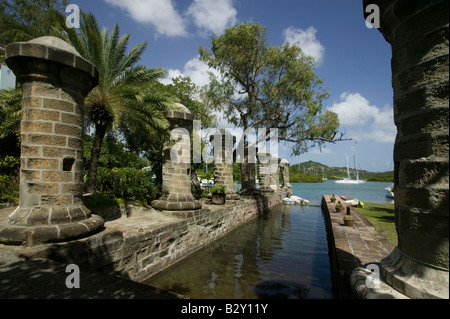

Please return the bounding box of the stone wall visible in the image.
[362,0,449,298]
[18,191,288,283]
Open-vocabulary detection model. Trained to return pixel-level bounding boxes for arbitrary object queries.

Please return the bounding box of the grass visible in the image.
[355,202,398,245]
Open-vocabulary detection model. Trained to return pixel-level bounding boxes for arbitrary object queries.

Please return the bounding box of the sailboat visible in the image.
[335,154,366,184]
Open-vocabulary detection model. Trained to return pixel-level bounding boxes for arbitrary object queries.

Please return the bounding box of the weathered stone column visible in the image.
[0,36,104,245]
[363,0,449,298]
[269,154,281,191]
[279,159,291,188]
[210,129,240,200]
[280,159,293,196]
[239,144,258,195]
[257,150,274,193]
[152,104,202,211]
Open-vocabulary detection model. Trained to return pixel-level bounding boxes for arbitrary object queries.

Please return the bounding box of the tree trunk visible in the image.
[85,123,108,193]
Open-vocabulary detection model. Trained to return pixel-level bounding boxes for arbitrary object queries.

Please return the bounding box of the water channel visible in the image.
[144,202,333,299]
[143,181,392,299]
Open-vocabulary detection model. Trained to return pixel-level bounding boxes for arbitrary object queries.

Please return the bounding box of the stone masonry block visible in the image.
[54,123,82,137]
[41,195,74,206]
[29,84,61,99]
[28,134,67,147]
[42,147,76,158]
[21,121,53,134]
[22,97,43,108]
[42,171,73,183]
[26,109,60,122]
[61,113,83,126]
[21,146,41,157]
[43,98,75,113]
[26,158,59,170]
[27,183,59,195]
[21,170,41,182]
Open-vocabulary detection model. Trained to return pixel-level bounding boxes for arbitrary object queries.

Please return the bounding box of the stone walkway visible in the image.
[0,206,183,299]
[322,195,408,299]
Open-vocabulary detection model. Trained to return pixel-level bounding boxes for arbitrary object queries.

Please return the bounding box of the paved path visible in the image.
[0,206,183,299]
[322,195,408,299]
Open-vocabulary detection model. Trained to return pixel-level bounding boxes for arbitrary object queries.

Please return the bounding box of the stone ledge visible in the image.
[321,194,409,299]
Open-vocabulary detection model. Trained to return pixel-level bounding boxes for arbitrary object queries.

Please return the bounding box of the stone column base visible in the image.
[225,192,240,200]
[0,206,104,246]
[152,194,202,211]
[258,186,274,193]
[350,266,409,299]
[380,247,449,299]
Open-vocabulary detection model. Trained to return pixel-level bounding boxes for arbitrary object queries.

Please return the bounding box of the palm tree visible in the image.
[0,87,21,157]
[60,12,174,192]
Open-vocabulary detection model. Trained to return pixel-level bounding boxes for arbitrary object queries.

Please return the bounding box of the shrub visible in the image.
[209,184,226,194]
[95,167,160,205]
[0,156,19,204]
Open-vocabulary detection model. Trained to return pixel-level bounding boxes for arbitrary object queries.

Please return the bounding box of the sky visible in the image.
[71,0,395,172]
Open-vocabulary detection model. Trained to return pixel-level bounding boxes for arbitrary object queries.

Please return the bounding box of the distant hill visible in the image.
[290,160,394,183]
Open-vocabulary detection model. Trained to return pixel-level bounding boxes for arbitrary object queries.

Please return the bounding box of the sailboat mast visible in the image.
[346,153,350,179]
[354,156,359,181]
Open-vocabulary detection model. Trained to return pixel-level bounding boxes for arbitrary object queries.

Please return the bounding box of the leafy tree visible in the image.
[58,12,174,192]
[199,22,346,187]
[165,76,216,129]
[200,22,344,152]
[0,87,21,158]
[0,0,68,64]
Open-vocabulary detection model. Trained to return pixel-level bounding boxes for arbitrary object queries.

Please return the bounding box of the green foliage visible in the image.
[96,167,159,206]
[0,0,68,64]
[289,166,323,183]
[82,193,120,210]
[83,133,148,171]
[356,203,397,245]
[165,76,216,129]
[0,88,22,158]
[209,184,226,194]
[291,160,394,182]
[199,22,344,156]
[54,11,173,192]
[0,155,19,203]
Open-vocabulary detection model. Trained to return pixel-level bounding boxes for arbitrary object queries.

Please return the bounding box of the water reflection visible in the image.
[144,203,333,299]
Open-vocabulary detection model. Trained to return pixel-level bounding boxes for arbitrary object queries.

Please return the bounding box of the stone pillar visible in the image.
[269,154,281,191]
[257,150,273,192]
[152,104,202,211]
[363,0,449,298]
[210,129,240,200]
[239,144,258,195]
[279,159,291,188]
[0,36,104,245]
[280,159,293,196]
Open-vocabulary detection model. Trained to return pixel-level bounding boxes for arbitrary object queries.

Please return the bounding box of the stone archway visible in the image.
[361,0,448,299]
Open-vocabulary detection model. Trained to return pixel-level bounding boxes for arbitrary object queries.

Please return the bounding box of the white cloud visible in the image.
[328,92,396,143]
[328,92,378,126]
[103,0,187,37]
[161,56,219,88]
[283,26,325,64]
[187,0,237,35]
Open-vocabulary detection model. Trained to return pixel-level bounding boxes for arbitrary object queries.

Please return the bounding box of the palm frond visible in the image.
[0,88,22,138]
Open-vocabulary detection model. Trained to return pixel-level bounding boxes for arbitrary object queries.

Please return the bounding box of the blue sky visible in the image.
[72,0,395,172]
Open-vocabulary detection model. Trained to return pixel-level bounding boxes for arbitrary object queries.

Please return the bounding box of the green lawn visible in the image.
[355,202,398,245]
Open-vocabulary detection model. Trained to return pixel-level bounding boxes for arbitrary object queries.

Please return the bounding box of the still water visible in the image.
[144,181,392,299]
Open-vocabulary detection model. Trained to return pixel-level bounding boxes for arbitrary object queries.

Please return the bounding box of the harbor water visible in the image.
[144,181,393,299]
